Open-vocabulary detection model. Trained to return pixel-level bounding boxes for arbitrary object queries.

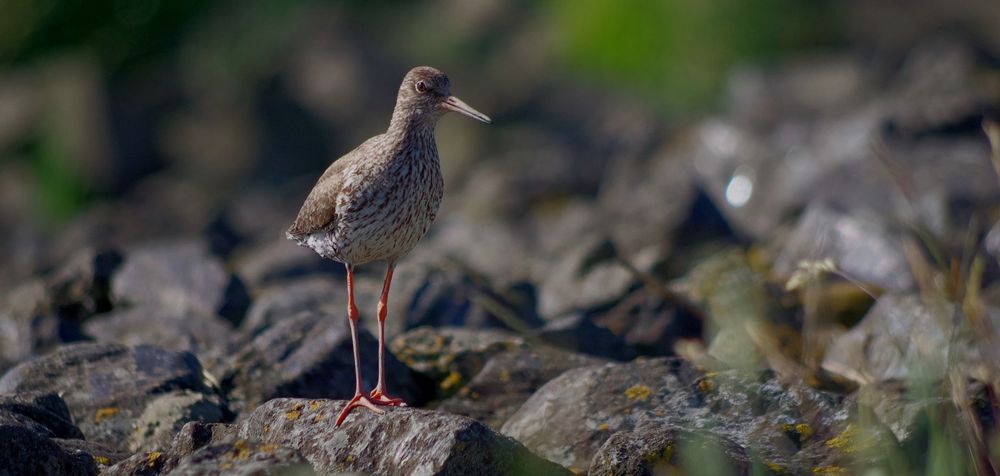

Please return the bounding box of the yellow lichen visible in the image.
[233,440,251,460]
[825,424,858,454]
[625,384,652,401]
[697,378,715,393]
[145,451,163,469]
[309,400,321,411]
[263,424,271,433]
[597,423,610,431]
[94,456,110,465]
[314,411,325,422]
[569,467,584,475]
[498,369,511,383]
[285,403,304,421]
[765,461,790,475]
[94,407,119,422]
[441,371,463,391]
[796,423,814,441]
[812,466,848,475]
[260,444,279,453]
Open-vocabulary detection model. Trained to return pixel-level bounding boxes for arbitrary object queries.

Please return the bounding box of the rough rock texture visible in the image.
[104,422,239,476]
[437,347,607,429]
[0,392,126,476]
[111,240,250,324]
[391,327,526,398]
[223,310,428,416]
[130,390,228,452]
[83,307,238,377]
[0,343,228,453]
[167,441,314,476]
[235,398,570,476]
[588,426,750,476]
[501,358,850,473]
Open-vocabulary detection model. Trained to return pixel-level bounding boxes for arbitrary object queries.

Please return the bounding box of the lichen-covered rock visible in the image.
[235,398,569,476]
[391,327,526,398]
[130,390,228,452]
[111,240,250,324]
[104,422,237,476]
[0,392,125,475]
[167,441,314,476]
[588,426,750,476]
[501,358,850,473]
[82,306,238,377]
[0,342,228,453]
[437,347,607,429]
[222,310,428,416]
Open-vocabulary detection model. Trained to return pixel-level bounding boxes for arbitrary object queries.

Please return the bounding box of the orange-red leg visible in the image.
[369,262,406,406]
[335,264,384,426]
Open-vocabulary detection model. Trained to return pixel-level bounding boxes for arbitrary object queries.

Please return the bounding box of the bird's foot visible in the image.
[335,393,385,426]
[369,388,407,407]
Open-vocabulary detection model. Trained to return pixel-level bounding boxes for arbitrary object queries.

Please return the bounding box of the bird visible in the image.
[286,66,491,426]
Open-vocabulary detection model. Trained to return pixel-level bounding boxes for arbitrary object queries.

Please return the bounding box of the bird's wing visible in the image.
[286,155,353,238]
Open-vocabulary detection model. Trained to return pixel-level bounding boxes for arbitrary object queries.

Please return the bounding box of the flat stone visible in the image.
[0,342,227,453]
[234,398,570,475]
[111,240,250,324]
[240,276,343,338]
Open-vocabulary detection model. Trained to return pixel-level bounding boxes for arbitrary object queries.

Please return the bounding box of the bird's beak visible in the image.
[441,96,491,124]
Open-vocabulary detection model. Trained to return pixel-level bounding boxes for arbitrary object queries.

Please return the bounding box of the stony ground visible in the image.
[2,33,1000,476]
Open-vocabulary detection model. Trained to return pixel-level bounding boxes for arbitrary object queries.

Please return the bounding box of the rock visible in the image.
[130,390,228,452]
[233,238,344,289]
[0,342,228,453]
[501,358,850,472]
[0,426,98,476]
[240,276,343,338]
[588,426,750,476]
[534,313,636,361]
[112,240,250,324]
[391,327,526,398]
[437,347,607,429]
[103,422,238,476]
[83,307,238,377]
[0,392,125,475]
[0,279,88,373]
[222,310,427,416]
[167,441,314,476]
[593,287,703,357]
[46,247,122,320]
[234,398,569,475]
[821,294,982,384]
[537,236,634,319]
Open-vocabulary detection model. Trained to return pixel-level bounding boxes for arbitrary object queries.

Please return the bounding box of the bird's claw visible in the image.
[369,388,407,407]
[336,393,385,426]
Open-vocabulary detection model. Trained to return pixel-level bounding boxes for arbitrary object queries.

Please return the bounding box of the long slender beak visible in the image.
[441,95,491,124]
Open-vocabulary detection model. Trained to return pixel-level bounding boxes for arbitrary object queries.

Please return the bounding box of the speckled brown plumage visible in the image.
[285,66,490,426]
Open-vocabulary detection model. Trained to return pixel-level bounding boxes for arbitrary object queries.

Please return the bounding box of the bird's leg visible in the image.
[336,264,384,426]
[369,262,406,406]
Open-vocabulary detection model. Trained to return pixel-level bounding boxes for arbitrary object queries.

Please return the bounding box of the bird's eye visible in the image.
[415,80,429,93]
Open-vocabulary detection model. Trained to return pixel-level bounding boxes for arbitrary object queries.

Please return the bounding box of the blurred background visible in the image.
[1,0,997,274]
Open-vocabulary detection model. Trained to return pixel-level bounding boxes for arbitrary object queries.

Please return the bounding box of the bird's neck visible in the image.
[388,102,439,137]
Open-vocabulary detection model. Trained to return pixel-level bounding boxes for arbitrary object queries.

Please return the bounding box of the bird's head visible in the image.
[393,66,491,126]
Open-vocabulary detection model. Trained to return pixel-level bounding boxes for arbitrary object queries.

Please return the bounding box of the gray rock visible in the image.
[391,327,526,398]
[589,426,750,476]
[103,422,237,476]
[774,203,913,292]
[130,390,228,452]
[501,358,850,472]
[0,426,98,476]
[234,398,569,475]
[0,280,58,369]
[82,306,238,377]
[223,310,427,416]
[534,313,636,361]
[537,236,634,319]
[47,247,122,320]
[112,240,250,324]
[0,392,125,475]
[0,342,227,453]
[437,347,607,429]
[167,441,314,476]
[241,276,343,338]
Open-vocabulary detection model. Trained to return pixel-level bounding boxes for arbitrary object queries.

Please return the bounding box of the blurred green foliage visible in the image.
[544,0,835,111]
